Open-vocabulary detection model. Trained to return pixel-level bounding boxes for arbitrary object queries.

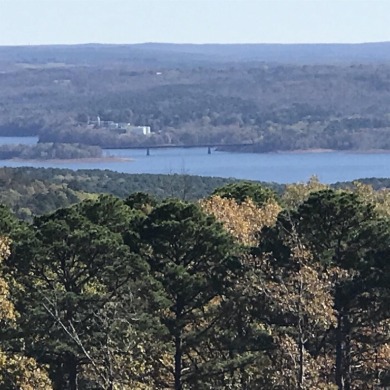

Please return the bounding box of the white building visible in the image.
[125,125,151,136]
[88,117,151,136]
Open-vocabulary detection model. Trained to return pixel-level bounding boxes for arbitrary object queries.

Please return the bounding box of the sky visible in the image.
[0,0,389,46]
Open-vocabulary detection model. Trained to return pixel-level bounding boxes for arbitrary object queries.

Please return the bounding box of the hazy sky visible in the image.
[0,0,389,45]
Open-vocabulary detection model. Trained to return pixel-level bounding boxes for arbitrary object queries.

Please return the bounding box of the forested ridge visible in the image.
[0,167,244,219]
[2,166,390,221]
[2,44,390,151]
[1,179,390,389]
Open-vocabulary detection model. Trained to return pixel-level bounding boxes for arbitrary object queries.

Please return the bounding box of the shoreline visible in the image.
[6,148,390,162]
[273,148,334,154]
[220,147,390,155]
[11,156,134,163]
[273,148,390,154]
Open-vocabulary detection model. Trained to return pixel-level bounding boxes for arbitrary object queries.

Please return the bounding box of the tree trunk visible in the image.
[68,354,79,390]
[54,358,65,390]
[297,273,305,390]
[298,334,305,390]
[335,310,345,390]
[344,315,352,390]
[335,309,352,390]
[174,332,182,390]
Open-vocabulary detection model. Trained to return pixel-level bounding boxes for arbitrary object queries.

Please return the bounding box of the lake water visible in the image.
[0,138,389,183]
[107,148,390,183]
[0,136,39,145]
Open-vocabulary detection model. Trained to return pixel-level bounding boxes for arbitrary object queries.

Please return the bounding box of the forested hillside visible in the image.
[1,180,390,389]
[2,44,390,151]
[2,167,390,220]
[0,167,246,218]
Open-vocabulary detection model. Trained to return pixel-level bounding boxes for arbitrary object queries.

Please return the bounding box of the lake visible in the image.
[0,136,39,145]
[0,138,389,183]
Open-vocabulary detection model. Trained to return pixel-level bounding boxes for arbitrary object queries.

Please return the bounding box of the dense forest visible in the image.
[2,166,390,220]
[1,44,390,151]
[1,179,390,389]
[0,167,245,219]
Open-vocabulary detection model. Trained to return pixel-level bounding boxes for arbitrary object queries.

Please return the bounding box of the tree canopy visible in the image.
[0,181,389,389]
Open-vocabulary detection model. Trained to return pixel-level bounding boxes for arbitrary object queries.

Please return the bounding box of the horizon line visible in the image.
[1,41,390,48]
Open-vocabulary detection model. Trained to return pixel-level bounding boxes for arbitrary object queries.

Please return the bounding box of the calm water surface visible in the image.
[0,141,389,183]
[0,136,39,145]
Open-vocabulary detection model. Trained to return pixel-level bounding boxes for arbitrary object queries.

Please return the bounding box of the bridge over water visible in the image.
[107,143,254,156]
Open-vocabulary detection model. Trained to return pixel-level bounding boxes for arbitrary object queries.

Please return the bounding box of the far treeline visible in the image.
[1,180,390,389]
[1,44,390,151]
[0,143,102,160]
[2,166,390,221]
[0,167,268,219]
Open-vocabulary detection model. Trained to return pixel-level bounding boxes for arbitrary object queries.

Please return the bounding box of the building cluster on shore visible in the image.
[88,116,151,136]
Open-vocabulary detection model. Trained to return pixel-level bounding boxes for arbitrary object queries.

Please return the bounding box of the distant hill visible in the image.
[2,42,390,153]
[136,42,390,64]
[1,42,390,66]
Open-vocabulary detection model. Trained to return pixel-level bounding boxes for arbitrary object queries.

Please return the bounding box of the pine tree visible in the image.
[9,206,146,389]
[135,200,242,389]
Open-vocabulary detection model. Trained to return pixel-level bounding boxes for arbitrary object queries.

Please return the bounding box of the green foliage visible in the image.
[135,200,242,388]
[213,181,278,207]
[0,205,20,236]
[259,188,390,389]
[1,177,390,389]
[8,205,146,388]
[76,194,134,233]
[0,167,249,219]
[125,192,158,211]
[286,189,383,269]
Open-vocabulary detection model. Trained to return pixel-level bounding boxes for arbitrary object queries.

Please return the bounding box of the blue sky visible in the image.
[0,0,389,45]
